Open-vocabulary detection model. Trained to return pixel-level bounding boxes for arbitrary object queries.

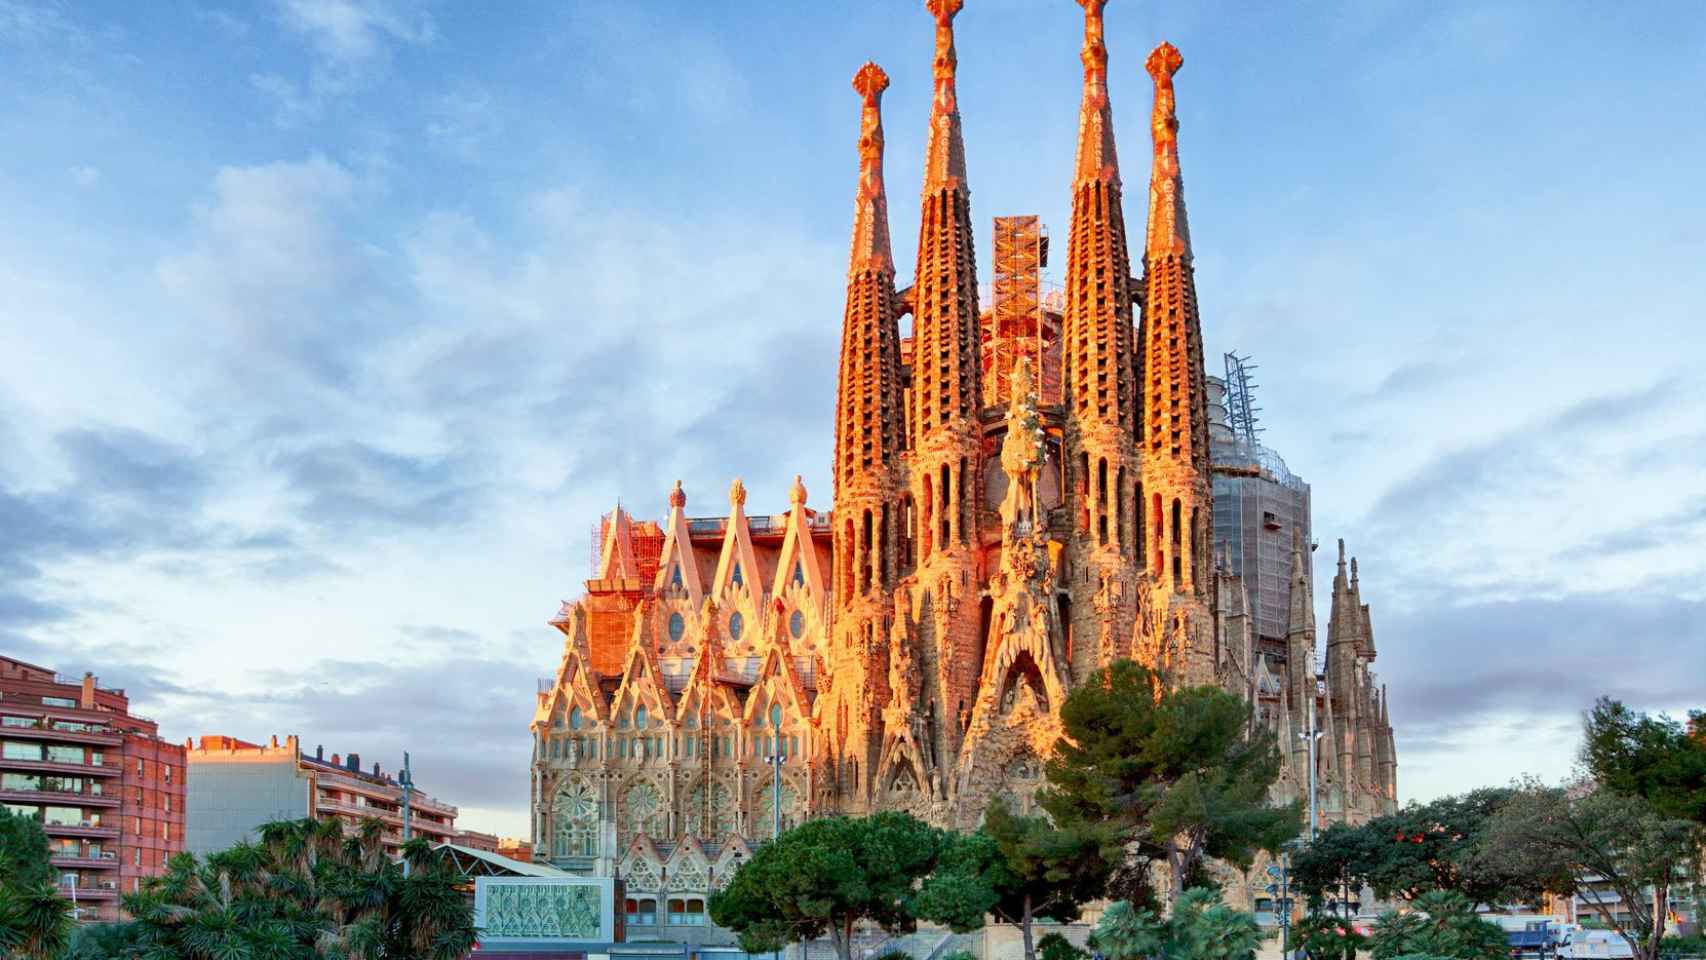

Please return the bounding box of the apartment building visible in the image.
[186,734,457,858]
[0,656,186,921]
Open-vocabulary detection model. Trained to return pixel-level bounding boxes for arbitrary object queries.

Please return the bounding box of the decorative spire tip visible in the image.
[926,0,963,26]
[1146,41,1183,82]
[852,61,889,103]
[669,479,686,510]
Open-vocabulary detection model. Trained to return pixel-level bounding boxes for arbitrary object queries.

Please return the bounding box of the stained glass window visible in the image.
[668,613,685,642]
[789,609,804,638]
[729,612,744,641]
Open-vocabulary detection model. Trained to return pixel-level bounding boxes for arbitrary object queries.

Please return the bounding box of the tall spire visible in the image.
[921,0,968,194]
[834,61,904,502]
[1061,0,1142,681]
[1074,0,1119,186]
[910,0,981,444]
[1144,42,1191,259]
[849,62,894,275]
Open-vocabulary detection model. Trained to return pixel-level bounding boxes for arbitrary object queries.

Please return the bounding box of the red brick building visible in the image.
[0,656,185,921]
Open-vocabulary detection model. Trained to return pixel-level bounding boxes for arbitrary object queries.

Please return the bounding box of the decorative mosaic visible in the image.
[481,882,603,940]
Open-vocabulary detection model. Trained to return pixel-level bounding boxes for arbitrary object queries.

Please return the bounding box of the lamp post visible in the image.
[399,751,415,878]
[766,746,784,960]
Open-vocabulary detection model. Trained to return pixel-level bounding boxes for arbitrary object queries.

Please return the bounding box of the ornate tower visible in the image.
[827,61,905,811]
[906,0,984,785]
[1061,0,1143,681]
[1139,41,1215,684]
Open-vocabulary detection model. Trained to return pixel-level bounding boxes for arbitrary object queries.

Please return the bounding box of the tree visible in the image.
[1366,890,1507,960]
[1041,659,1300,903]
[708,812,947,960]
[913,798,1113,960]
[1582,698,1706,825]
[1291,788,1540,910]
[1089,888,1263,960]
[0,807,70,959]
[1292,913,1366,960]
[66,816,475,959]
[1487,783,1700,960]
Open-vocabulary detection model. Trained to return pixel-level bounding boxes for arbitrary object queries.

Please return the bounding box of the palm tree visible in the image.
[0,882,72,959]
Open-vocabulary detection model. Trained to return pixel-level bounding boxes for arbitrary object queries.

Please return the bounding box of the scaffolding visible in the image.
[1224,352,1263,447]
[983,216,1062,407]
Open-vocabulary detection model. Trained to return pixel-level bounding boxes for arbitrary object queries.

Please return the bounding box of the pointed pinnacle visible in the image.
[1144,41,1191,259]
[849,61,894,274]
[1073,0,1119,186]
[921,0,966,194]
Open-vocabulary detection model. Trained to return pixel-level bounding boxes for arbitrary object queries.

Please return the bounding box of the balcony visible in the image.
[42,821,120,840]
[0,787,119,808]
[0,723,122,747]
[0,757,121,777]
[50,851,120,870]
[60,883,119,901]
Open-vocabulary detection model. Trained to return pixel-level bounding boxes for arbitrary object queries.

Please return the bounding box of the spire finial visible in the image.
[669,479,687,511]
[848,62,894,274]
[729,477,747,509]
[1073,0,1119,186]
[790,474,808,507]
[1144,41,1191,259]
[921,0,967,193]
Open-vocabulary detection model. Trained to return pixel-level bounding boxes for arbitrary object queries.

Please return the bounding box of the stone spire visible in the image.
[910,0,981,447]
[1143,42,1190,260]
[849,63,894,276]
[1139,41,1212,603]
[907,0,984,791]
[1060,0,1142,681]
[833,60,905,546]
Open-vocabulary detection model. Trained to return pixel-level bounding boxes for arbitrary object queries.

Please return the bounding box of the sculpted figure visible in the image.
[999,358,1047,535]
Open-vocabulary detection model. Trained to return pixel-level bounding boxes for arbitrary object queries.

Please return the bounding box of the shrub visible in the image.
[1038,931,1090,960]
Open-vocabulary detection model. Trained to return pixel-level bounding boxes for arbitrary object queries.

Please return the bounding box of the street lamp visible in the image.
[399,751,415,878]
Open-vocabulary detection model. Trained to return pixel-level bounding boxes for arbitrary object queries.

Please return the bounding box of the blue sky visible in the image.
[2,0,1702,837]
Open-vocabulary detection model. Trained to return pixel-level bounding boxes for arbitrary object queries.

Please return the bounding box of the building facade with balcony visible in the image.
[186,734,458,859]
[0,656,186,921]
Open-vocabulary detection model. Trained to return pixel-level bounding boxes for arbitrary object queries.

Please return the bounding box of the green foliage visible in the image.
[1366,891,1511,960]
[1037,931,1089,960]
[1292,913,1366,960]
[914,797,1113,952]
[939,952,979,960]
[1041,660,1299,902]
[708,812,947,960]
[0,807,70,960]
[1090,889,1262,960]
[1290,787,1538,909]
[1657,935,1706,959]
[870,951,914,960]
[1583,698,1706,825]
[60,816,474,959]
[1488,784,1700,960]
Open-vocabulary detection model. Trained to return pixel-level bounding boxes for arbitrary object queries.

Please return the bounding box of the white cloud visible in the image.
[69,164,99,187]
[276,0,433,66]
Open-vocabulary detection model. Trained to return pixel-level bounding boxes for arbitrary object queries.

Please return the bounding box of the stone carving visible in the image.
[999,357,1047,536]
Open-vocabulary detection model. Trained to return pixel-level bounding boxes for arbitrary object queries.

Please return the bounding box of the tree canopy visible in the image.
[1487,783,1699,960]
[0,807,70,960]
[1366,890,1508,960]
[1582,697,1706,825]
[708,811,947,960]
[912,798,1112,960]
[1290,787,1541,910]
[1040,659,1299,901]
[1089,888,1263,960]
[64,816,475,960]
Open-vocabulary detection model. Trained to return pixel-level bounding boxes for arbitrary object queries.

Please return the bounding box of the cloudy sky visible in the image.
[2,0,1702,838]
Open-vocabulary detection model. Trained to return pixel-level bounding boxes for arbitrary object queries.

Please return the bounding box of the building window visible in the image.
[135,759,143,777]
[730,563,743,588]
[728,612,744,641]
[789,609,804,638]
[569,706,583,730]
[625,898,657,926]
[667,613,685,643]
[164,795,171,813]
[669,898,706,925]
[635,705,647,729]
[769,704,783,728]
[43,696,76,708]
[2,741,43,761]
[133,817,141,835]
[163,765,171,783]
[2,716,34,727]
[133,848,140,867]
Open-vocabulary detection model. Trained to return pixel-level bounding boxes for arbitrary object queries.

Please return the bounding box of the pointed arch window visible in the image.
[569,706,583,731]
[671,564,684,589]
[731,563,744,588]
[769,704,783,729]
[636,705,648,729]
[793,561,804,586]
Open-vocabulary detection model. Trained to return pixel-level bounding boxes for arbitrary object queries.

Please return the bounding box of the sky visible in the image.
[1,0,1702,839]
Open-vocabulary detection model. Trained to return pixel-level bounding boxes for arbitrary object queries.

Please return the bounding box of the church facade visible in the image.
[528,0,1397,927]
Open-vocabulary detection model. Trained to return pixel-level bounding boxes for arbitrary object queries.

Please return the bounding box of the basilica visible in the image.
[528,0,1397,926]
